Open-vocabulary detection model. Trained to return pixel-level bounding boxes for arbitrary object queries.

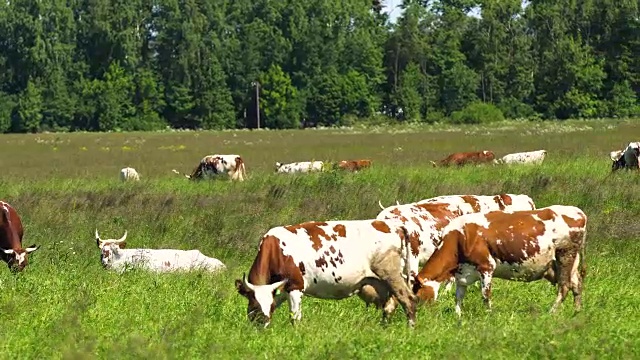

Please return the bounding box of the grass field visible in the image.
[1,119,640,359]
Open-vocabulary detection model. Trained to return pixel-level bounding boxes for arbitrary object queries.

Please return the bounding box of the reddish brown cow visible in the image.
[412,205,587,316]
[337,159,372,172]
[0,201,39,272]
[431,151,496,167]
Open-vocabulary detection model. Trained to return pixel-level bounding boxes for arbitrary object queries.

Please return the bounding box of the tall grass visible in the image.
[1,119,639,359]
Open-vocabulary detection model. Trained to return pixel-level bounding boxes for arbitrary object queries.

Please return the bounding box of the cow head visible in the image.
[274,162,283,172]
[95,229,127,267]
[411,275,440,304]
[2,245,39,272]
[235,273,287,327]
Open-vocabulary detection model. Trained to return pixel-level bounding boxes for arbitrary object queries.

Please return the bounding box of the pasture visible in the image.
[1,119,640,359]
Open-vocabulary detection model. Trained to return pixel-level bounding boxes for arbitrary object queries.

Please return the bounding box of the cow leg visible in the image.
[454,283,467,317]
[288,290,304,324]
[370,250,417,328]
[476,258,496,311]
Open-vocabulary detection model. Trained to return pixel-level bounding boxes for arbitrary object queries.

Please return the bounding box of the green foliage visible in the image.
[0,0,639,131]
[15,80,44,133]
[607,80,639,118]
[259,64,301,129]
[0,91,15,133]
[450,101,505,124]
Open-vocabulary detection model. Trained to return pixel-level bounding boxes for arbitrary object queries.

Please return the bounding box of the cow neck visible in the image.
[416,231,460,284]
[0,209,21,250]
[248,235,282,286]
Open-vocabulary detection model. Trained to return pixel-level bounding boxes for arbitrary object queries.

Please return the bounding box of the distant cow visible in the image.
[360,194,536,311]
[337,159,372,172]
[120,167,140,182]
[0,201,39,272]
[235,220,417,328]
[173,154,247,181]
[431,151,496,167]
[412,205,587,316]
[611,142,640,171]
[275,161,324,174]
[95,229,226,273]
[496,150,547,165]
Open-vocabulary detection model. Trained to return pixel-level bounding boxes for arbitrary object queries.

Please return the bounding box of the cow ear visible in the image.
[235,279,249,296]
[118,242,127,249]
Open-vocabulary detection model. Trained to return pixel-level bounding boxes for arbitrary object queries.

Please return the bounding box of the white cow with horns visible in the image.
[94,230,226,273]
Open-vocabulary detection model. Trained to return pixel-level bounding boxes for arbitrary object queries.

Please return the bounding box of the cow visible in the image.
[95,229,226,273]
[337,159,372,172]
[275,161,324,174]
[611,142,640,171]
[495,150,547,165]
[359,194,537,311]
[0,201,39,272]
[431,151,495,167]
[173,154,247,181]
[120,167,140,182]
[411,205,587,317]
[234,220,418,328]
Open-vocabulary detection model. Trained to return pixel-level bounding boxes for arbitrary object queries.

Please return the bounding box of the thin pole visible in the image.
[255,81,260,129]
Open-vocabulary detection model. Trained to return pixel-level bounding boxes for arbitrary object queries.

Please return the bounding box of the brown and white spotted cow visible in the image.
[0,201,39,272]
[337,159,372,172]
[235,219,418,328]
[431,151,496,167]
[412,205,587,316]
[173,154,247,181]
[359,194,537,310]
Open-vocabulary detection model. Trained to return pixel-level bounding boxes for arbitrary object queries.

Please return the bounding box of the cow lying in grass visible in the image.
[95,230,226,274]
[495,150,547,165]
[173,154,247,181]
[275,161,324,174]
[431,151,496,167]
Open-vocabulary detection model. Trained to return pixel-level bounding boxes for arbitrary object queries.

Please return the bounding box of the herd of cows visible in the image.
[1,141,639,329]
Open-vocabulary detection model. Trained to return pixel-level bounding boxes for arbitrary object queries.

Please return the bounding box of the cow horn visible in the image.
[115,231,127,243]
[396,200,401,206]
[95,229,101,242]
[266,279,288,293]
[378,200,385,210]
[242,273,256,292]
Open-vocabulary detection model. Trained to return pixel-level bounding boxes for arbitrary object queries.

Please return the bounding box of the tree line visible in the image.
[0,0,638,133]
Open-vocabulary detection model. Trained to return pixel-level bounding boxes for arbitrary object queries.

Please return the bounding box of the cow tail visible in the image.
[237,157,247,180]
[401,226,412,287]
[579,229,587,279]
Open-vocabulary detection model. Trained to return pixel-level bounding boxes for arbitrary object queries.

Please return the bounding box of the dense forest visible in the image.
[0,0,638,132]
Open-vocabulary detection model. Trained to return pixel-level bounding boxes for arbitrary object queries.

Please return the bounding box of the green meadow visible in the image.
[1,119,639,359]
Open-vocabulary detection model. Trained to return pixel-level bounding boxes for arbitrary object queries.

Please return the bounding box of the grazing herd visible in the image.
[4,142,636,330]
[234,192,588,328]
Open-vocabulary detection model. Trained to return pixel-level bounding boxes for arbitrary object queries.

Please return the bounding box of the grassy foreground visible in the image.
[1,119,640,359]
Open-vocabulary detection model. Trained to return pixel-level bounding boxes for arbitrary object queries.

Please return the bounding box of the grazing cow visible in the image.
[359,194,537,310]
[0,201,39,272]
[431,151,495,167]
[412,205,587,316]
[611,142,640,171]
[234,220,417,328]
[95,229,226,273]
[495,150,547,165]
[337,159,372,172]
[275,161,324,174]
[120,167,140,182]
[173,154,247,181]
